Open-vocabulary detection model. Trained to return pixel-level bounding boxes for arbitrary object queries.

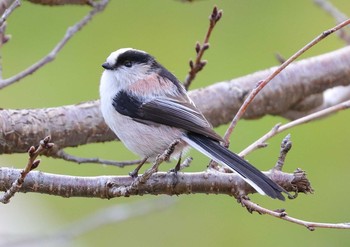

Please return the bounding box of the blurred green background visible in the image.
[1,0,350,246]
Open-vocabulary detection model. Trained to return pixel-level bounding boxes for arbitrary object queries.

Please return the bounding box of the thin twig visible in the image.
[0,136,53,204]
[274,52,286,64]
[183,6,222,90]
[240,198,350,230]
[0,0,109,90]
[0,0,20,78]
[240,99,350,157]
[274,134,292,171]
[223,18,350,146]
[53,149,144,167]
[0,0,16,16]
[0,0,20,27]
[314,0,350,44]
[0,23,7,79]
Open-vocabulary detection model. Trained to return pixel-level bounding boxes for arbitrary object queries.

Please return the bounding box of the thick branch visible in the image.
[1,46,350,154]
[0,101,114,154]
[0,167,311,199]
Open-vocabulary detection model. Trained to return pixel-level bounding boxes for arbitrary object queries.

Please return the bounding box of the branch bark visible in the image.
[1,46,350,154]
[0,167,311,199]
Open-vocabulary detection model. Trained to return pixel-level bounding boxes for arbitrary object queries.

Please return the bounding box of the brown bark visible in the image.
[1,46,350,154]
[0,167,311,199]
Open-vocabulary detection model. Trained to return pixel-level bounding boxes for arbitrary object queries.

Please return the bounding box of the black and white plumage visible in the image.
[100,48,286,200]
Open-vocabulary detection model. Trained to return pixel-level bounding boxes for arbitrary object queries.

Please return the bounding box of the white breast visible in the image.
[100,70,187,160]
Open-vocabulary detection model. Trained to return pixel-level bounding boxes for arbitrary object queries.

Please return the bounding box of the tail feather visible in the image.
[183,133,286,200]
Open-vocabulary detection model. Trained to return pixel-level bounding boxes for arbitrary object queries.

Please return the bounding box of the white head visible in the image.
[101,48,156,87]
[100,48,185,99]
[100,48,156,102]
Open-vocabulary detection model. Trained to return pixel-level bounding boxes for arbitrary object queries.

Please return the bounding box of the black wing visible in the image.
[112,90,223,142]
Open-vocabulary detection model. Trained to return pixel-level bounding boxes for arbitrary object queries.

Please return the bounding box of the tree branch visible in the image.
[183,6,222,90]
[223,18,350,145]
[2,46,350,154]
[0,136,53,203]
[239,100,350,157]
[0,0,16,16]
[314,0,350,44]
[0,167,311,199]
[53,149,144,167]
[0,0,109,90]
[0,0,19,28]
[240,198,350,230]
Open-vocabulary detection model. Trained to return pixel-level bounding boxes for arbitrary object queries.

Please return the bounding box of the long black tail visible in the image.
[183,133,286,200]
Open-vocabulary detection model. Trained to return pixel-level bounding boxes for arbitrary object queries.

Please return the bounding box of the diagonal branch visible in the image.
[314,0,350,44]
[239,100,350,157]
[0,0,20,27]
[0,0,109,90]
[223,18,350,146]
[0,0,20,79]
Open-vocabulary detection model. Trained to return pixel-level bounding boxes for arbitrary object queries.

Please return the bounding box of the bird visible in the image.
[99,48,287,200]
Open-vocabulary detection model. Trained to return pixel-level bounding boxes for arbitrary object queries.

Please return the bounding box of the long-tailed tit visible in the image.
[100,48,286,200]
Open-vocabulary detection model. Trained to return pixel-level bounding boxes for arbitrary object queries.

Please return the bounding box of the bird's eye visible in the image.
[123,60,132,67]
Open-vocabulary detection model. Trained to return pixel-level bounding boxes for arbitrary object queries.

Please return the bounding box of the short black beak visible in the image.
[102,62,113,70]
